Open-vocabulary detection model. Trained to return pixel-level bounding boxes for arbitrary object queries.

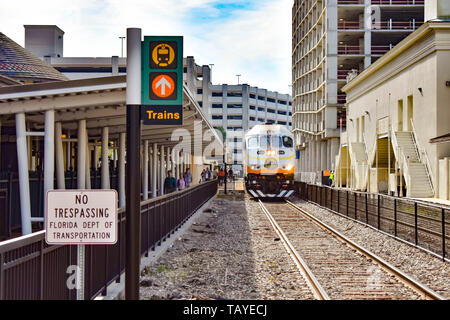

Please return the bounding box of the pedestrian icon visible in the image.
[151,42,177,69]
[149,72,177,100]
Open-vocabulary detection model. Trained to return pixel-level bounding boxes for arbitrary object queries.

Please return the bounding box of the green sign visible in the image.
[141,36,183,125]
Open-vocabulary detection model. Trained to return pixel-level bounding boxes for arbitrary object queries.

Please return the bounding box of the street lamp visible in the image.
[119,36,126,58]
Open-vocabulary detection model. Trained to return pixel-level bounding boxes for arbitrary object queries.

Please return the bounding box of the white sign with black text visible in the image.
[46,190,118,245]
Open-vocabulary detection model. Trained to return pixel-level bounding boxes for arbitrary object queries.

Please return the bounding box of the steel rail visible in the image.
[258,199,330,300]
[285,200,446,300]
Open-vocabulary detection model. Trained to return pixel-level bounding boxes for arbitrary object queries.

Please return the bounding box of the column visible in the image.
[16,113,32,235]
[77,120,87,189]
[101,127,110,189]
[152,143,158,198]
[172,149,177,179]
[316,139,321,173]
[85,132,91,189]
[119,132,126,208]
[166,147,171,173]
[94,140,99,170]
[160,146,165,196]
[55,122,65,189]
[321,141,327,171]
[142,140,149,200]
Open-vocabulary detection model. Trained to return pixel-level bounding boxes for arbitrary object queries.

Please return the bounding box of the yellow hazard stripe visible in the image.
[247,154,295,161]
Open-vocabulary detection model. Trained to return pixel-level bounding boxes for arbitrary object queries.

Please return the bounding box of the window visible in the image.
[233,149,242,154]
[212,92,223,97]
[278,100,287,105]
[267,98,275,103]
[249,105,256,110]
[247,137,258,148]
[277,110,287,115]
[249,117,255,121]
[258,118,264,122]
[197,89,203,94]
[258,107,265,112]
[212,104,223,108]
[267,109,276,114]
[289,122,292,126]
[282,136,293,148]
[227,104,242,109]
[227,115,242,120]
[212,115,222,120]
[250,94,256,99]
[289,101,292,106]
[198,101,203,107]
[258,95,265,101]
[289,112,292,116]
[227,91,242,97]
[278,121,287,125]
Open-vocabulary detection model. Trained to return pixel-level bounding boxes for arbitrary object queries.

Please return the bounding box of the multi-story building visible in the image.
[292,0,424,183]
[23,26,292,171]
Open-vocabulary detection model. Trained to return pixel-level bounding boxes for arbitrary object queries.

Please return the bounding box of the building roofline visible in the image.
[23,25,65,34]
[0,75,126,95]
[342,21,450,93]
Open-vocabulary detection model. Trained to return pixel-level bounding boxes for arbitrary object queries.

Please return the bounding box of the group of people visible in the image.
[217,167,234,186]
[163,168,193,194]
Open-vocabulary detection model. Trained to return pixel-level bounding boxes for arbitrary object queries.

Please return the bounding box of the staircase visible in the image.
[394,131,434,198]
[349,141,368,190]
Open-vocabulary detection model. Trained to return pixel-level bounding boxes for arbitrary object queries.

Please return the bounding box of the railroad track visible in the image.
[258,199,445,300]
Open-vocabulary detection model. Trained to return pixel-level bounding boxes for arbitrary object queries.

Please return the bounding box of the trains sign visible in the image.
[141,36,183,125]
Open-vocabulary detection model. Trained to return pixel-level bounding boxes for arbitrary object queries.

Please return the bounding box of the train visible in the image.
[244,124,295,198]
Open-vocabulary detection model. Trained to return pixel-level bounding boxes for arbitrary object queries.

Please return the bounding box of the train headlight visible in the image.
[286,164,294,171]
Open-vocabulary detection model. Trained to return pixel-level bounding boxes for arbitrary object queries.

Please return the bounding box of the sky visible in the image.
[1,0,292,94]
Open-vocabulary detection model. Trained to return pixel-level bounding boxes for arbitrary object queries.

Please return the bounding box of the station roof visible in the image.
[0,33,67,83]
[0,75,223,152]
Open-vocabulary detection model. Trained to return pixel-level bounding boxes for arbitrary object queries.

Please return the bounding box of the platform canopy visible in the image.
[0,75,223,152]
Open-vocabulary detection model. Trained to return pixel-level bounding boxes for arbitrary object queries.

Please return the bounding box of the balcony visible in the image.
[338,45,363,55]
[371,45,391,55]
[371,0,423,4]
[338,0,364,4]
[337,94,347,105]
[372,20,423,30]
[338,21,363,30]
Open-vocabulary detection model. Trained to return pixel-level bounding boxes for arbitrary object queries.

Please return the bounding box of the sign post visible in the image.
[125,28,142,300]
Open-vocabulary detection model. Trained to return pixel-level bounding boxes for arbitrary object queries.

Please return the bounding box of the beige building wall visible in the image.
[342,22,450,199]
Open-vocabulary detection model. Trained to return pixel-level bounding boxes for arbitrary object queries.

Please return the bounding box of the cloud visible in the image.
[1,0,292,93]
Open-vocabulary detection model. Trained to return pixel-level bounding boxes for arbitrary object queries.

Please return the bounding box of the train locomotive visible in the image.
[244,124,295,198]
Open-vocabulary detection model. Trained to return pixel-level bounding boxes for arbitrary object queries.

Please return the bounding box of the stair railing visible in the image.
[410,119,435,195]
[391,124,412,194]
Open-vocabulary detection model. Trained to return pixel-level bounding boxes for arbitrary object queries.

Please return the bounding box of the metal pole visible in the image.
[55,122,65,189]
[166,147,171,172]
[119,132,126,208]
[125,27,141,300]
[101,127,110,189]
[160,146,165,196]
[143,140,149,200]
[152,143,157,198]
[77,120,87,189]
[77,119,87,300]
[16,113,32,235]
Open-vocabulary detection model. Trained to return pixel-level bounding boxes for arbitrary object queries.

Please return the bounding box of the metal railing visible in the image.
[371,0,424,4]
[296,182,449,261]
[0,180,218,300]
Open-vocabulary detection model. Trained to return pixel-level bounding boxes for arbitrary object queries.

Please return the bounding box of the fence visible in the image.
[0,169,145,239]
[0,180,218,300]
[296,182,449,261]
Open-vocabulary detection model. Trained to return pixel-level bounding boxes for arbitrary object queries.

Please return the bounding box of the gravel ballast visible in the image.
[140,193,314,300]
[291,198,450,298]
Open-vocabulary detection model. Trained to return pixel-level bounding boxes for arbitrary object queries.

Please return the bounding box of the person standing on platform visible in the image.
[204,167,211,181]
[177,173,186,191]
[218,167,225,186]
[329,171,334,187]
[164,170,177,194]
[184,168,192,187]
